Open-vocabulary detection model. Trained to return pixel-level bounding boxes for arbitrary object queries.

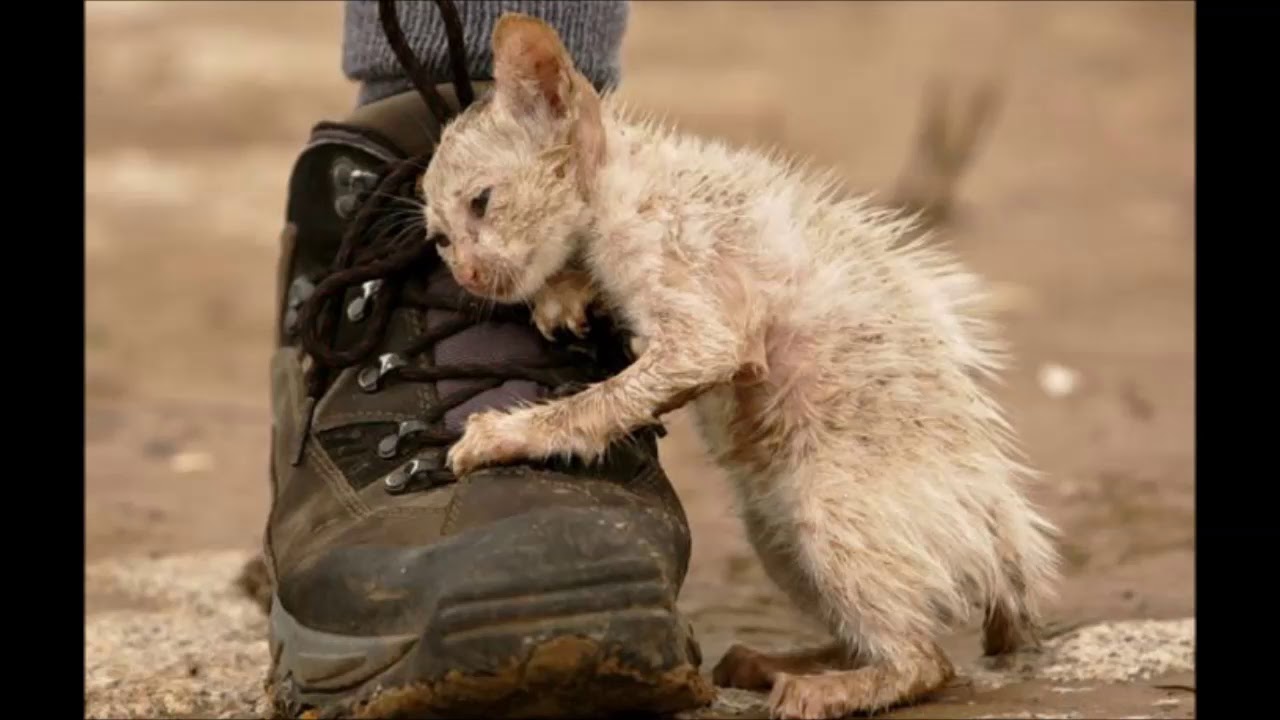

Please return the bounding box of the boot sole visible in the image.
[267,556,714,718]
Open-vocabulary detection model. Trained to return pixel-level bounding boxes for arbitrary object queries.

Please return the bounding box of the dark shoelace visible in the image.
[295,155,596,434]
[295,1,616,484]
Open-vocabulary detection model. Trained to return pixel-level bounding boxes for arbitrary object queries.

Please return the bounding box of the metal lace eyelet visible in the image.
[282,276,315,334]
[332,158,380,219]
[331,158,356,188]
[346,280,384,323]
[377,419,429,459]
[287,275,316,306]
[357,353,408,393]
[334,193,359,218]
[283,307,300,335]
[350,168,378,192]
[383,458,429,494]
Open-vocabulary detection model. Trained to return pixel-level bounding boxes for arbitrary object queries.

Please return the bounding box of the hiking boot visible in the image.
[262,86,713,718]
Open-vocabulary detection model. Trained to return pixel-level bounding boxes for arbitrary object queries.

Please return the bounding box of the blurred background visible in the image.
[86,2,1193,717]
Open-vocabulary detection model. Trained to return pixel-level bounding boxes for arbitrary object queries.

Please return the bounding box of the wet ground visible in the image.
[86,2,1194,718]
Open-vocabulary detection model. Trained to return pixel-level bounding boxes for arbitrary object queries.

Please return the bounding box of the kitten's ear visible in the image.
[491,13,606,197]
[492,13,577,119]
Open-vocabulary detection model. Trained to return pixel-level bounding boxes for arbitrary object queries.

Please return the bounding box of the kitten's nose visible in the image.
[457,265,478,286]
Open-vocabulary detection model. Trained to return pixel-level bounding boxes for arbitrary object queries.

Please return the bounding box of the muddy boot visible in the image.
[262,86,712,718]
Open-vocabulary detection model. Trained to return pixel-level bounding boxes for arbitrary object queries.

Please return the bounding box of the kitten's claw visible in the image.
[533,300,588,340]
[532,270,596,341]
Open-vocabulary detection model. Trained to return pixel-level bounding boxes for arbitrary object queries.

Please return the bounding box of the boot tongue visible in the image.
[422,264,552,431]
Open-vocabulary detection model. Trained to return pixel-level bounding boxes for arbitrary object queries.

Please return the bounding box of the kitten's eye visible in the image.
[431,233,451,248]
[469,187,492,219]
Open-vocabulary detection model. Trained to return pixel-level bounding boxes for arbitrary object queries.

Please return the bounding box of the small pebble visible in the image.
[1037,363,1081,398]
[170,451,213,474]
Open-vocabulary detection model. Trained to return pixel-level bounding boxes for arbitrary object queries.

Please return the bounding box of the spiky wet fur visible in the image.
[423,14,1060,718]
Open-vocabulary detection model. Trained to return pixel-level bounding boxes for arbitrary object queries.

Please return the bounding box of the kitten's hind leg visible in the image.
[751,460,964,717]
[712,643,851,691]
[768,642,954,720]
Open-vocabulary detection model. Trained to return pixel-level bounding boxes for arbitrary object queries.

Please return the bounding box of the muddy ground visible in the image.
[85,2,1194,718]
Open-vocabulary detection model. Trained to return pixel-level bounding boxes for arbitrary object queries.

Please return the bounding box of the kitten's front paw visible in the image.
[446,410,535,475]
[532,271,596,341]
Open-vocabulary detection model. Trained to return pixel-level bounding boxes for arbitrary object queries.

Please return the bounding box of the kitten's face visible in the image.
[420,13,606,303]
[421,96,587,302]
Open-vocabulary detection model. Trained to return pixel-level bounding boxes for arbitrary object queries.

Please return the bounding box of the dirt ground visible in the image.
[86,2,1194,718]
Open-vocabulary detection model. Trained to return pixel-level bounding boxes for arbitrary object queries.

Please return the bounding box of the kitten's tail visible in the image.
[891,76,1004,230]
